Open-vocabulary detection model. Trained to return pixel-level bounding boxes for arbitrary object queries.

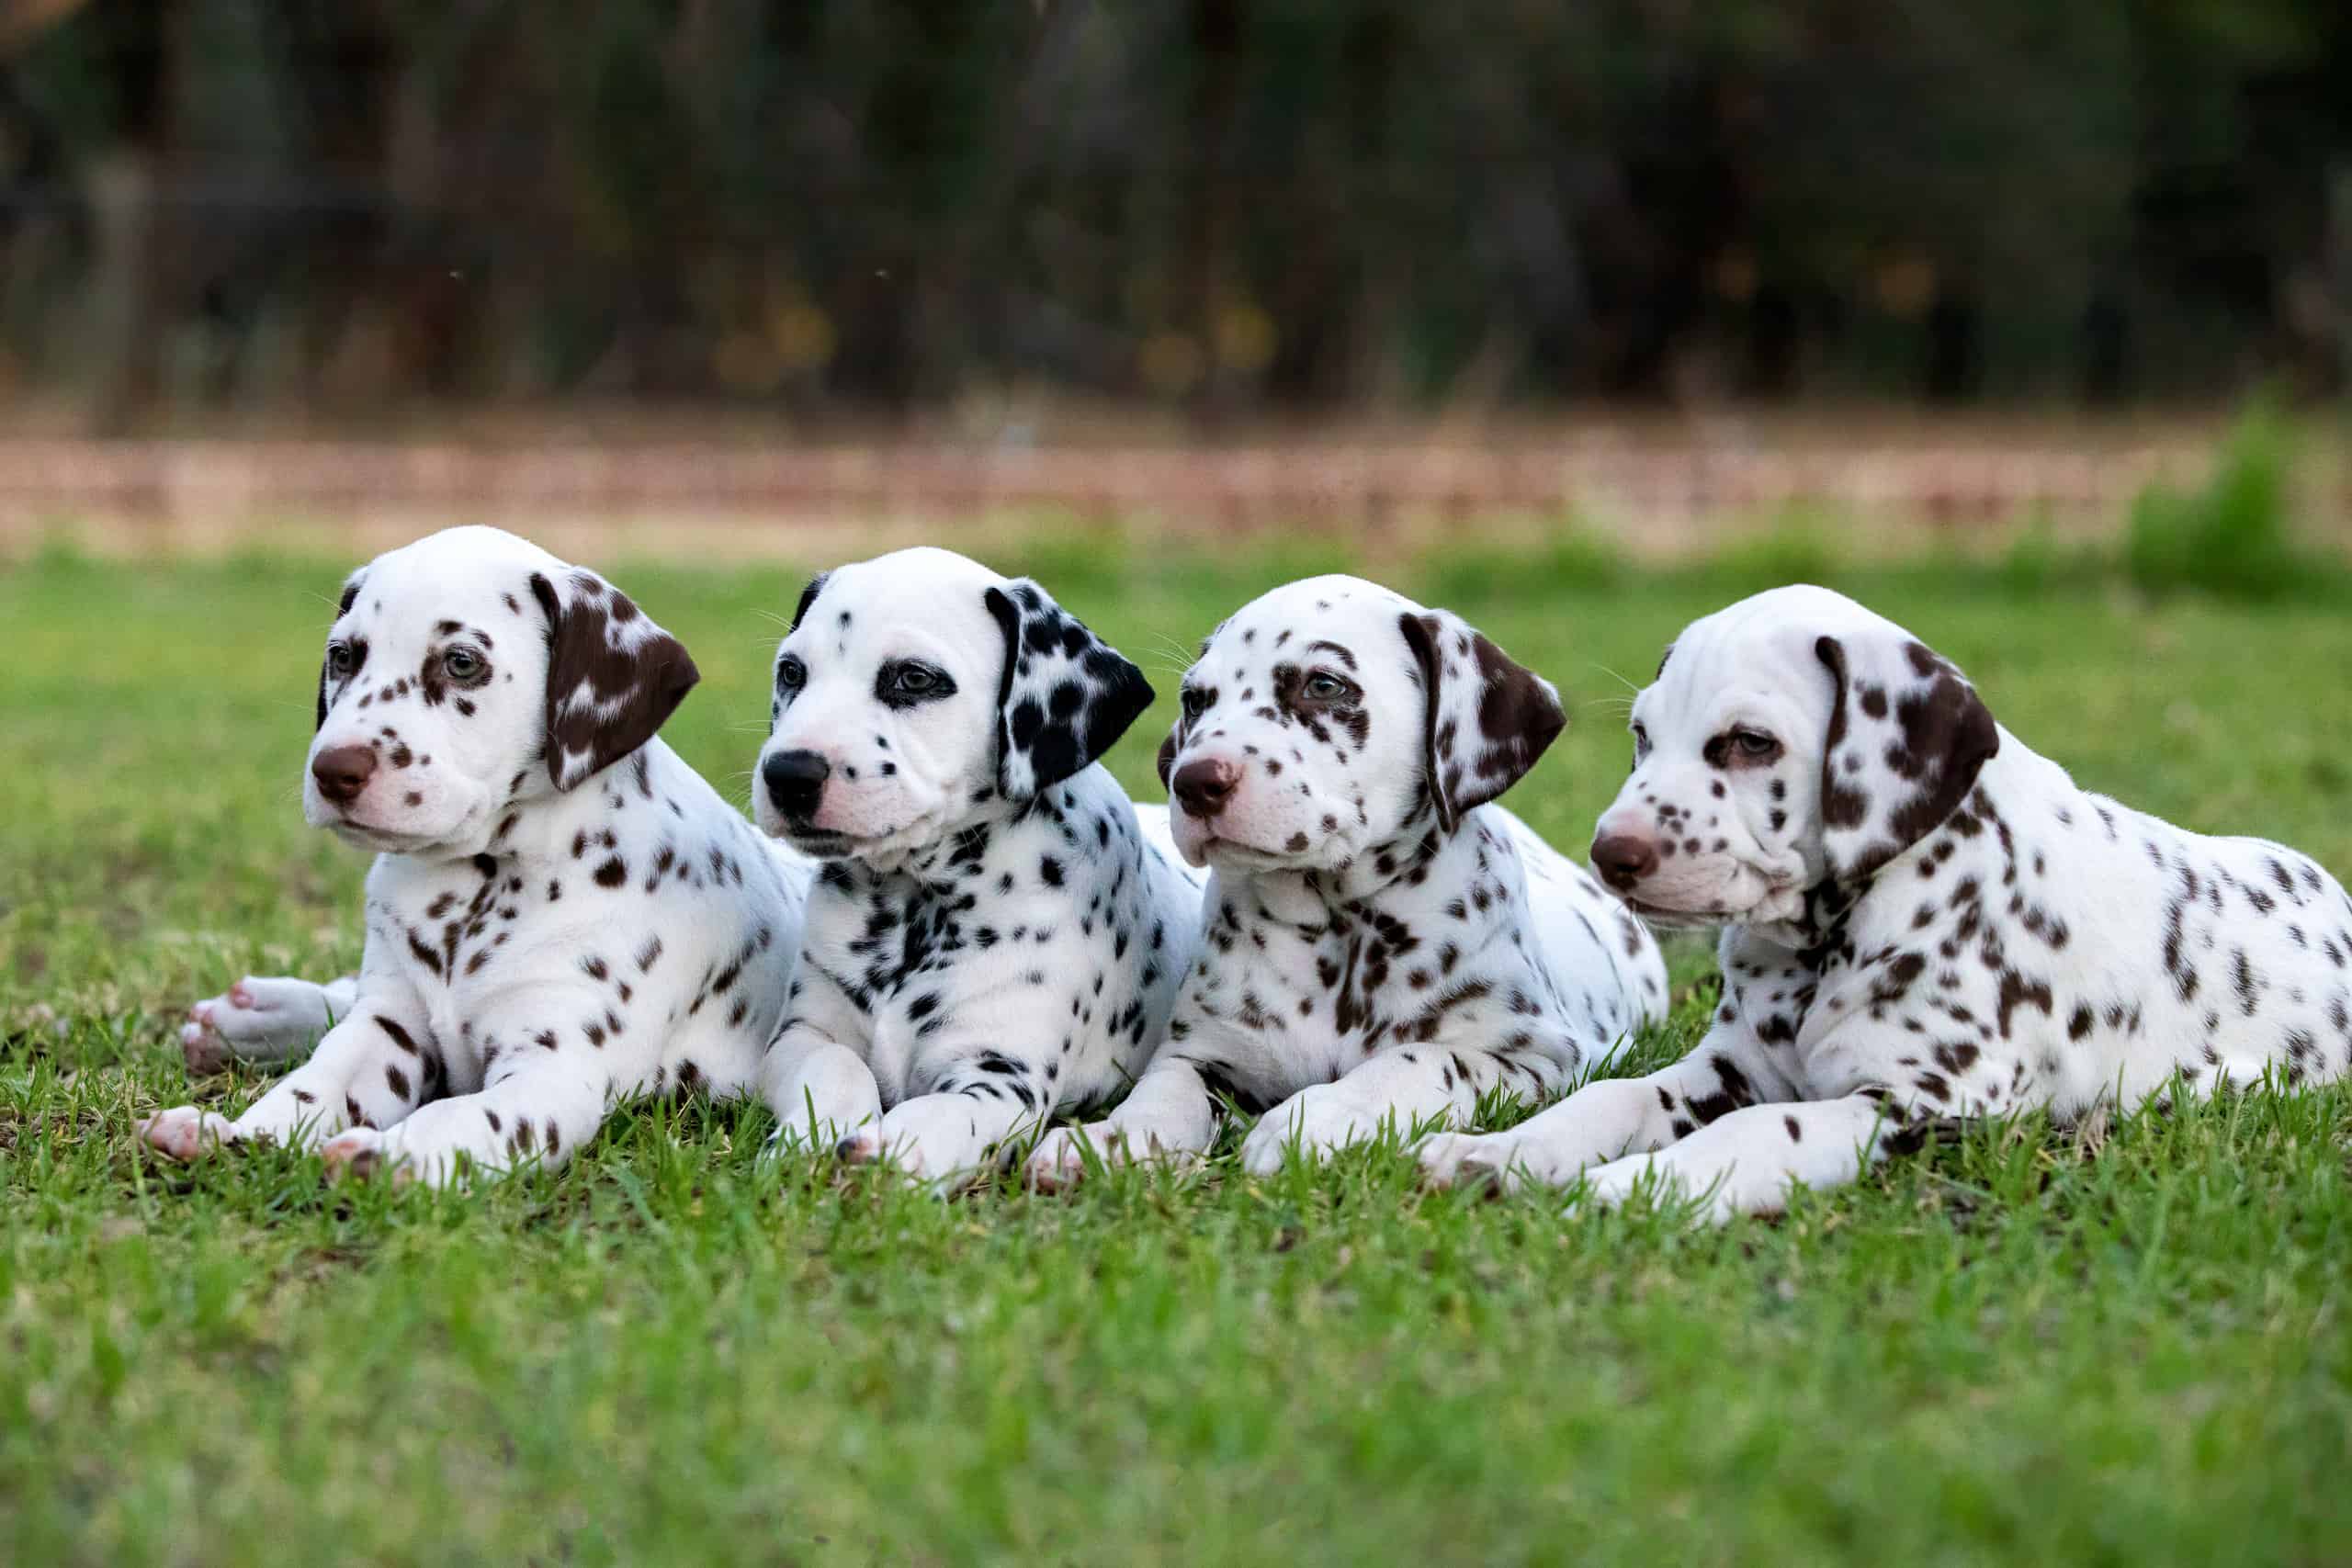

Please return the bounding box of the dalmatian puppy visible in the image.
[1421,582,2352,1220]
[1025,575,1668,1186]
[141,525,809,1184]
[752,547,1206,1189]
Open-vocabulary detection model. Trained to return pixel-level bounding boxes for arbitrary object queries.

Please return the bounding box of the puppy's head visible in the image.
[1590,584,1999,927]
[308,525,698,858]
[754,547,1153,866]
[1158,576,1564,874]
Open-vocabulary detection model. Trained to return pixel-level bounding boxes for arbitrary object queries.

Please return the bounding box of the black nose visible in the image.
[1170,756,1239,818]
[1589,831,1660,889]
[762,749,830,819]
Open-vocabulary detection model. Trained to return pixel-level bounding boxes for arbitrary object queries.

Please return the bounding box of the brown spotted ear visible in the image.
[1814,632,1999,884]
[984,578,1155,799]
[530,568,700,791]
[315,569,368,729]
[1398,610,1566,832]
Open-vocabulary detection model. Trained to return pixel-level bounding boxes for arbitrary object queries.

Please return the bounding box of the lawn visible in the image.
[3,532,2349,1564]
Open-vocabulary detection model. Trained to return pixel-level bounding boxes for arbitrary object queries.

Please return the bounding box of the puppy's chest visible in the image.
[367,813,743,991]
[1216,882,1544,1051]
[369,854,564,990]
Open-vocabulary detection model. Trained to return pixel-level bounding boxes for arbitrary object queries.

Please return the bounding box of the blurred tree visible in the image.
[0,0,2343,421]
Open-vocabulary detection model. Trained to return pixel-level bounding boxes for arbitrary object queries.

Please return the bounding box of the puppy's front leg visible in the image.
[1576,1091,1906,1223]
[319,1049,616,1188]
[758,1018,883,1156]
[838,1043,1047,1191]
[1419,1040,1785,1194]
[1238,1036,1576,1177]
[141,997,438,1160]
[1023,1052,1219,1190]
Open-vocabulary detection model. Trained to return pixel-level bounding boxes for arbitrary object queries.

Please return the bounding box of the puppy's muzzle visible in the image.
[311,744,378,807]
[762,749,831,820]
[1170,756,1239,819]
[1589,829,1659,891]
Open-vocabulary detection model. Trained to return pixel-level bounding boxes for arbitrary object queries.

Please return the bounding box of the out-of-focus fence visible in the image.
[1,423,2345,556]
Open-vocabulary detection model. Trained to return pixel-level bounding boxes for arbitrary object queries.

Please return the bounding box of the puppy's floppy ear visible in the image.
[1398,610,1565,833]
[787,572,829,633]
[315,569,368,730]
[530,568,700,791]
[983,579,1154,800]
[1814,629,1999,884]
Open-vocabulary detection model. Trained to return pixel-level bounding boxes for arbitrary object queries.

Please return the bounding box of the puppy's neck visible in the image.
[450,740,687,871]
[827,784,1047,891]
[1238,813,1476,925]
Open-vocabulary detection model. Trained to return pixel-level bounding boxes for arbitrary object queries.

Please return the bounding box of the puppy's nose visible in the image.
[1170,756,1240,818]
[1590,830,1660,889]
[311,744,378,806]
[762,749,831,819]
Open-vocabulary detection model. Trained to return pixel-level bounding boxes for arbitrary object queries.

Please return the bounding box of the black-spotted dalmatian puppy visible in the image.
[1422,582,2352,1220]
[141,525,810,1184]
[1024,575,1668,1185]
[752,547,1206,1189]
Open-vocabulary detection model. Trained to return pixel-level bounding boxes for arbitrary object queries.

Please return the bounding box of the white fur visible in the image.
[143,527,810,1185]
[1423,584,2352,1221]
[752,548,1205,1189]
[1028,575,1667,1185]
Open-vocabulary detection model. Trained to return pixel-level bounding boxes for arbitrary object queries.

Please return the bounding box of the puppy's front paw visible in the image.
[321,1126,389,1181]
[1416,1130,1521,1194]
[139,1105,239,1162]
[838,1098,991,1190]
[1239,1085,1381,1177]
[1022,1126,1082,1190]
[1572,1156,1736,1224]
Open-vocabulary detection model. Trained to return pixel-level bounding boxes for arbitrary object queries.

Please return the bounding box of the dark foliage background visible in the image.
[3,0,2348,425]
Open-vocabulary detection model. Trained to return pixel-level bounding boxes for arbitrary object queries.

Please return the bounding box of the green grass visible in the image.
[6,537,2352,1564]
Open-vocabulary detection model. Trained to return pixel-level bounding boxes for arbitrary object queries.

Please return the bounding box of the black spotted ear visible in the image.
[315,569,368,730]
[1398,610,1566,832]
[983,579,1154,800]
[787,572,829,633]
[1815,632,1999,884]
[530,569,700,791]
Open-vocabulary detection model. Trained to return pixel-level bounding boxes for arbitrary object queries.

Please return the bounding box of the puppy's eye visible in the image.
[326,643,355,678]
[877,660,956,705]
[441,648,487,683]
[1181,688,1208,719]
[1705,726,1782,767]
[1301,671,1357,705]
[1631,722,1651,761]
[777,655,806,692]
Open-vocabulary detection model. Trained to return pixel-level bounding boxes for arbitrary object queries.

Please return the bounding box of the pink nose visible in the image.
[1589,827,1659,889]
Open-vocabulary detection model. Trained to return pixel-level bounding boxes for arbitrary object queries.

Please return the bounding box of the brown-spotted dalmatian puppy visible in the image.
[752,547,1206,1189]
[141,525,810,1184]
[1421,582,2352,1220]
[1025,575,1668,1186]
